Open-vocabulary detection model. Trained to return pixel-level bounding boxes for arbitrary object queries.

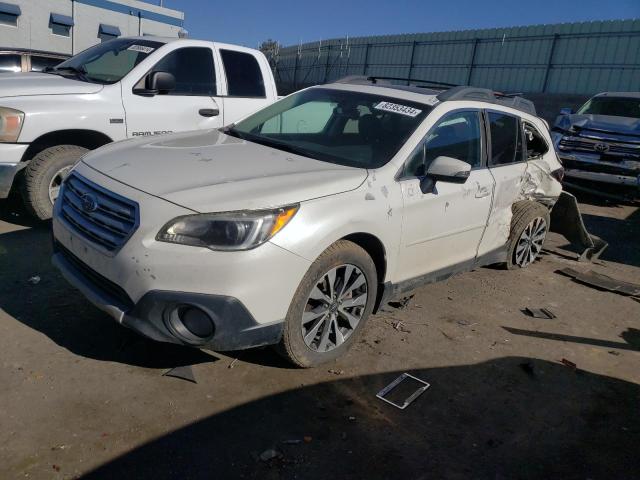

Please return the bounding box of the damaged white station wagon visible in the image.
[52,76,567,367]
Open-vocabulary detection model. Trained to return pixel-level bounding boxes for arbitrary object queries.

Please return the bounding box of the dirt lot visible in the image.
[0,191,638,480]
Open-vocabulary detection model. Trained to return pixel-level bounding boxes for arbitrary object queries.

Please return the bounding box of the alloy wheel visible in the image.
[301,264,368,353]
[514,216,547,267]
[48,166,72,205]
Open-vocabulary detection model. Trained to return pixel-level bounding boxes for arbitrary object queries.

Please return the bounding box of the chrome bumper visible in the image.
[0,163,20,199]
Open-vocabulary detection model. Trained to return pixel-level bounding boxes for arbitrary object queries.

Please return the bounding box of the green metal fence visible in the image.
[269,19,640,95]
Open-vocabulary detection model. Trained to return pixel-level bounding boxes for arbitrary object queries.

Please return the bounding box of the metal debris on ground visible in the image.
[281,439,301,445]
[162,365,197,383]
[376,373,430,410]
[27,276,41,285]
[381,295,415,312]
[523,307,556,319]
[259,449,281,462]
[392,321,411,333]
[228,358,239,369]
[328,368,344,375]
[558,268,640,297]
[561,358,577,370]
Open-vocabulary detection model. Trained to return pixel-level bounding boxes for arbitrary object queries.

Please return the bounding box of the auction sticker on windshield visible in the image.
[128,45,155,54]
[375,101,422,117]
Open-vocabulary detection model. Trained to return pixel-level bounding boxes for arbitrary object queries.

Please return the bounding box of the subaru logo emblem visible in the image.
[80,193,98,213]
[594,143,609,153]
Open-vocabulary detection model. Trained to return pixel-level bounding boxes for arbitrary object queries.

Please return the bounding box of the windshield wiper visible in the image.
[224,127,319,159]
[48,65,89,81]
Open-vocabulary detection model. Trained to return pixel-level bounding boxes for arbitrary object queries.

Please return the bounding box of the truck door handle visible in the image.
[475,186,491,198]
[199,108,219,117]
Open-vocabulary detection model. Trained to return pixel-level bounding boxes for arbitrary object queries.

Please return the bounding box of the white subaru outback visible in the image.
[52,76,564,367]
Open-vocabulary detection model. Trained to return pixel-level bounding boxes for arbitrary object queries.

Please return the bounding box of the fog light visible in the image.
[164,304,215,344]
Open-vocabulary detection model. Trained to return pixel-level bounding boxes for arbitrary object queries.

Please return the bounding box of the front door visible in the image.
[122,46,223,137]
[396,109,494,282]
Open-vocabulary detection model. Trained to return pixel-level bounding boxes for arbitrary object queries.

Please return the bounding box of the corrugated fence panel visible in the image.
[270,19,640,95]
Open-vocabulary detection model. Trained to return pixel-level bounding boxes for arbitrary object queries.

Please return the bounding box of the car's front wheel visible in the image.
[278,240,378,368]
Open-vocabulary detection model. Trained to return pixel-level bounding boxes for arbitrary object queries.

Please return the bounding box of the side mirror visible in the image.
[559,107,573,116]
[134,71,176,96]
[419,156,471,193]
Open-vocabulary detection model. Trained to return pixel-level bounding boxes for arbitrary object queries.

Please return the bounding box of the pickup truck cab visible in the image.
[0,36,278,219]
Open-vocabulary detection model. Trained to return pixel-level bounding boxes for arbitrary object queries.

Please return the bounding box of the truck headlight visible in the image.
[156,205,299,251]
[0,107,25,142]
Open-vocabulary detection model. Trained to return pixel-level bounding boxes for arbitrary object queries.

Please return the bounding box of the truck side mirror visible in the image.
[134,71,176,96]
[559,107,573,115]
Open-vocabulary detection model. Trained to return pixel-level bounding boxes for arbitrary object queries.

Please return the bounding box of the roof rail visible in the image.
[437,86,536,116]
[334,76,537,116]
[335,75,457,89]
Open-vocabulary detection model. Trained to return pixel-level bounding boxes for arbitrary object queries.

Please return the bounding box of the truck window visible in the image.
[220,49,265,98]
[150,47,216,96]
[488,112,523,166]
[30,55,63,72]
[0,54,21,73]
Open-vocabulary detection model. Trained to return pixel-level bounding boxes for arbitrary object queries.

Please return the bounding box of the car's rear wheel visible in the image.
[21,144,88,220]
[277,240,377,368]
[506,201,550,269]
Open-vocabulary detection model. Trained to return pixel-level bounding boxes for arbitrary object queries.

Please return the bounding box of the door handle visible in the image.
[475,186,491,198]
[199,108,219,117]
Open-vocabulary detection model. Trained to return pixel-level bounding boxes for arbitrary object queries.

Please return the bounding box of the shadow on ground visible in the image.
[0,199,215,369]
[82,357,639,480]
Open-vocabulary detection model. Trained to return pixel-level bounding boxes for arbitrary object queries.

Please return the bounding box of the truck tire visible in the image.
[277,240,378,368]
[505,201,550,270]
[21,145,88,220]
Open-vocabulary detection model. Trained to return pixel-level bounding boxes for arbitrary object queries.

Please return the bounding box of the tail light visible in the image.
[551,167,565,183]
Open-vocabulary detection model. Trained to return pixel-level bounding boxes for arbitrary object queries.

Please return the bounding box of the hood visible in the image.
[556,113,640,137]
[0,72,104,98]
[82,129,368,212]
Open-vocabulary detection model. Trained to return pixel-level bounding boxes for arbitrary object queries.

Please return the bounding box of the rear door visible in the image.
[396,109,495,281]
[219,48,273,125]
[122,46,224,137]
[476,110,528,258]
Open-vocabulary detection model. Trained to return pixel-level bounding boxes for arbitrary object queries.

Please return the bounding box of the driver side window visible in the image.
[405,110,482,177]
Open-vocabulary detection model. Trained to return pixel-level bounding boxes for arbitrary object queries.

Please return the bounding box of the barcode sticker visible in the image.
[374,101,422,117]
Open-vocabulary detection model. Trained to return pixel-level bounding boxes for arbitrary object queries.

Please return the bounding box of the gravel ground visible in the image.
[0,191,638,480]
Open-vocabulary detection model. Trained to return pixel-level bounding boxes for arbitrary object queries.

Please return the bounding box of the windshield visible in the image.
[227,88,431,168]
[51,38,164,84]
[577,96,640,119]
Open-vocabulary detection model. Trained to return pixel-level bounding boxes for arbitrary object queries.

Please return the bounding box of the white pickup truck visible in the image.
[0,37,278,219]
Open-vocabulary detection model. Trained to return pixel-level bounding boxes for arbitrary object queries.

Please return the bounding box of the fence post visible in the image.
[293,52,299,91]
[407,41,417,84]
[542,34,559,93]
[362,43,370,75]
[466,38,479,85]
[323,45,331,83]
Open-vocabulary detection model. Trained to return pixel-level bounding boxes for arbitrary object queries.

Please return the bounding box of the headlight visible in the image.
[156,205,299,251]
[0,107,25,142]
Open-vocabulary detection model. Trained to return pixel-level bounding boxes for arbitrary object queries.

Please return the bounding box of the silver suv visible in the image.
[52,77,564,367]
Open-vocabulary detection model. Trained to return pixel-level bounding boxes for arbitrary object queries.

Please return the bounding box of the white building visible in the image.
[0,0,184,56]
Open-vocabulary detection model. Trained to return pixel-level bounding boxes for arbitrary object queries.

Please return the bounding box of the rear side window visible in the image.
[523,123,549,159]
[220,49,265,97]
[488,112,523,166]
[151,47,216,96]
[0,54,21,73]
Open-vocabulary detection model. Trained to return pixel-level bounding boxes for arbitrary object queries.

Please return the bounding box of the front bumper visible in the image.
[52,241,284,350]
[559,152,640,188]
[0,143,29,198]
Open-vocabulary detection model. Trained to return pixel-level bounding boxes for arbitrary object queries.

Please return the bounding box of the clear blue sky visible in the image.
[158,0,639,48]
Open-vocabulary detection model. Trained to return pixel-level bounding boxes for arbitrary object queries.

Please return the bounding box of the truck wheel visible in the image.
[277,240,378,368]
[505,201,550,270]
[22,145,88,220]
